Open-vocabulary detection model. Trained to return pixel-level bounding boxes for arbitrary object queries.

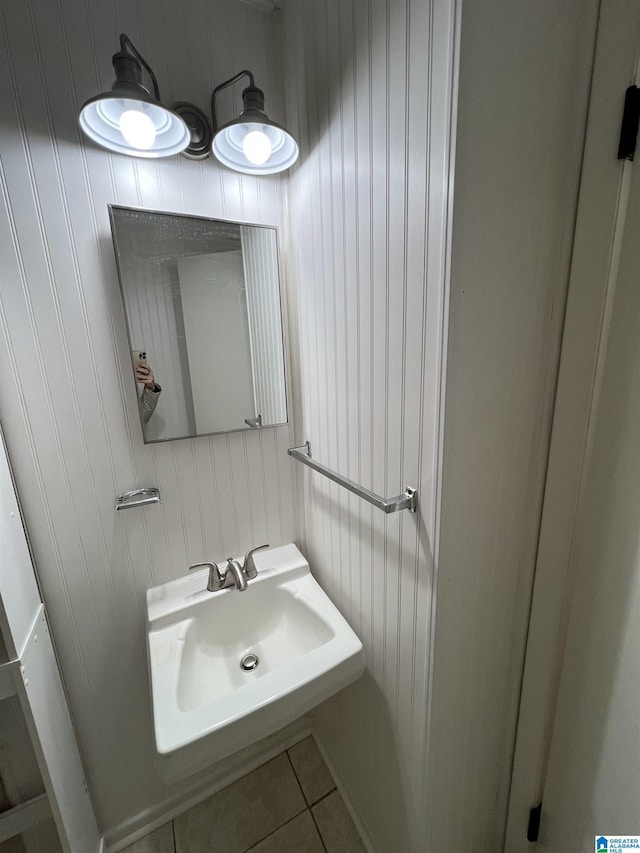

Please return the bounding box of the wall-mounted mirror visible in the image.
[109,206,287,443]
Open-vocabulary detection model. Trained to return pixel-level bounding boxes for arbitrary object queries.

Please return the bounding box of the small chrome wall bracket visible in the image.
[115,488,161,510]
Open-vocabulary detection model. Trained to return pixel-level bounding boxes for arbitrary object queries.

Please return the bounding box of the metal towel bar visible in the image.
[288,441,417,514]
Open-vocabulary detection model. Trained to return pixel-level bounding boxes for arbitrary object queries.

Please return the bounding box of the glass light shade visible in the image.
[79,94,190,158]
[212,120,299,175]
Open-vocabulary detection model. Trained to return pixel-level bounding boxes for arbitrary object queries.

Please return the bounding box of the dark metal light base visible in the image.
[172,102,212,159]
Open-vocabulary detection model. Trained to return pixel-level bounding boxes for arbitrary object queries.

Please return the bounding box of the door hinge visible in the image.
[618,85,640,160]
[527,802,542,842]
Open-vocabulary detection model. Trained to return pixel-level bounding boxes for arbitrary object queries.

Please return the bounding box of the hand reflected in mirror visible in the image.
[135,361,162,425]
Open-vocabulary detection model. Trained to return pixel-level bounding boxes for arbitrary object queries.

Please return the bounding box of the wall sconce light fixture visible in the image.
[79,35,298,174]
[209,71,299,175]
[79,34,190,158]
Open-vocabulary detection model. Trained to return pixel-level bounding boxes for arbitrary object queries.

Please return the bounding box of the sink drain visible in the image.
[240,653,259,672]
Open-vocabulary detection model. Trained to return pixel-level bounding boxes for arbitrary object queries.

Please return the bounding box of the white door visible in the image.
[539,110,640,853]
[506,2,640,850]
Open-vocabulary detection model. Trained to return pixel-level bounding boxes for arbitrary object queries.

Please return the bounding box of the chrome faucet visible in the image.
[223,542,269,591]
[224,558,248,591]
[189,559,247,592]
[189,544,270,593]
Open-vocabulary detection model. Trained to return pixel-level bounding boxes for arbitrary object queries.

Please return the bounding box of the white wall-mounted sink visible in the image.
[146,543,364,781]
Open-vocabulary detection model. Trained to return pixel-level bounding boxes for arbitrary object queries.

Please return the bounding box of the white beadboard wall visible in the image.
[281,1,597,852]
[281,1,458,850]
[114,231,193,441]
[241,226,287,425]
[0,0,296,835]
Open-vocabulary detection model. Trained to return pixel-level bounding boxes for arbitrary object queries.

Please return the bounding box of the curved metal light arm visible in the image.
[210,70,256,131]
[118,33,161,101]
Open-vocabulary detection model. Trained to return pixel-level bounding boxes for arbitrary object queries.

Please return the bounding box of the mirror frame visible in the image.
[109,204,290,442]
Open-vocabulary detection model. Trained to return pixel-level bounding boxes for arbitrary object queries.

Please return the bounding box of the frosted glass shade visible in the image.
[79,94,190,158]
[212,120,299,175]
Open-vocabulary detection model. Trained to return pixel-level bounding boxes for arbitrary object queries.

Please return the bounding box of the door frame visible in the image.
[505,2,640,848]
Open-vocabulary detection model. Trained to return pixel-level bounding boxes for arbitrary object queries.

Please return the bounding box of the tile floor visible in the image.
[122,737,366,853]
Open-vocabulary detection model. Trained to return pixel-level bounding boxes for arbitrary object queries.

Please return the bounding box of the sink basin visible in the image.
[146,543,364,780]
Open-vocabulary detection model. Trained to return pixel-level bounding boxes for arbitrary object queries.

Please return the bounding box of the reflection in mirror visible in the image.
[109,207,287,442]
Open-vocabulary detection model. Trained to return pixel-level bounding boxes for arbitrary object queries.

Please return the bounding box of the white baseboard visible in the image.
[312,732,379,853]
[104,717,312,852]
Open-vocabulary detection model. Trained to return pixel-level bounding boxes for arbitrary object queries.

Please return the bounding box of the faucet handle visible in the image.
[189,561,224,592]
[243,544,270,580]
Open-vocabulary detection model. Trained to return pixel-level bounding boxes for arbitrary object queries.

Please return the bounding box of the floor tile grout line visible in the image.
[309,805,329,853]
[309,785,338,810]
[285,747,312,807]
[283,744,333,852]
[286,742,338,809]
[242,805,310,852]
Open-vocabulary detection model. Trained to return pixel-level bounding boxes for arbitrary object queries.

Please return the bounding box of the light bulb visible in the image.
[242,130,272,165]
[119,109,156,150]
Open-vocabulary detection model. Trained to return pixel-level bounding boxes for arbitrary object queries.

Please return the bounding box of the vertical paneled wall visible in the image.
[0,0,296,834]
[281,1,598,851]
[241,226,287,425]
[114,226,193,441]
[281,2,458,850]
